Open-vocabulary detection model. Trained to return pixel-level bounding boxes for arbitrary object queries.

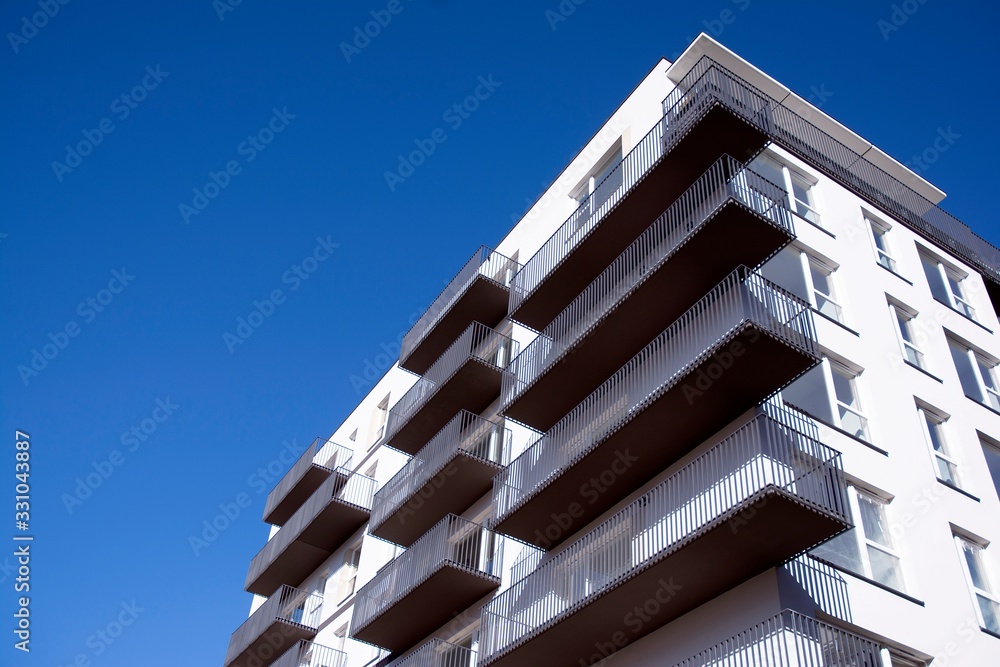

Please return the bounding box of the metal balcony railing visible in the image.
[224,585,323,667]
[665,55,1000,286]
[385,323,517,446]
[263,438,354,523]
[388,638,477,667]
[401,246,520,363]
[371,412,510,531]
[503,154,793,408]
[352,515,505,636]
[673,609,884,667]
[272,641,348,667]
[494,268,817,523]
[480,409,848,662]
[247,472,376,592]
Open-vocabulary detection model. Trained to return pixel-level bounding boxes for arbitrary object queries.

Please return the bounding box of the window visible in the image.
[830,361,869,441]
[948,337,1000,411]
[339,545,362,601]
[982,436,1000,502]
[955,535,1000,634]
[364,461,377,480]
[333,624,348,652]
[808,258,844,323]
[917,405,960,487]
[573,145,623,205]
[754,154,821,227]
[812,486,905,590]
[370,394,389,446]
[867,215,897,272]
[349,428,357,444]
[920,251,976,320]
[782,358,870,442]
[890,303,926,369]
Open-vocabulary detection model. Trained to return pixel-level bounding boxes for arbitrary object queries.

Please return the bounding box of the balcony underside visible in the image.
[371,453,504,547]
[352,565,500,653]
[505,199,794,431]
[226,620,317,667]
[246,501,370,596]
[264,468,347,527]
[496,324,817,547]
[484,488,848,667]
[388,361,504,456]
[511,105,769,330]
[400,277,511,376]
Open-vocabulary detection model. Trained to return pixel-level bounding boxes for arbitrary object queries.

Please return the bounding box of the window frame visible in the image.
[866,214,898,273]
[980,434,1000,503]
[338,543,363,603]
[802,254,845,324]
[757,153,822,227]
[949,336,1000,411]
[824,359,870,442]
[954,534,1000,634]
[889,301,926,370]
[370,394,390,448]
[916,404,961,488]
[848,487,906,591]
[920,250,977,320]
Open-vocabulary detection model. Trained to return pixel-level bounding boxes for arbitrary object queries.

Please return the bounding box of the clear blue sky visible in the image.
[2,1,999,665]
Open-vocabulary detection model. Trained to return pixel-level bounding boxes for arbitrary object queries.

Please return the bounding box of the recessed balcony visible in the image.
[351,515,515,653]
[387,637,477,667]
[503,154,795,431]
[400,246,519,376]
[493,268,819,547]
[479,411,850,666]
[262,438,354,526]
[384,323,517,456]
[224,586,323,667]
[508,62,777,331]
[245,472,375,597]
[675,610,885,667]
[370,411,509,547]
[271,641,347,667]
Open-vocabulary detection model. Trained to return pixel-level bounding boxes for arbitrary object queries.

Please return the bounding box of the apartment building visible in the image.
[221,34,1000,667]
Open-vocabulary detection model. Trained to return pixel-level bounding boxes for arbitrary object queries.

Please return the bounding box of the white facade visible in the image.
[224,35,1000,667]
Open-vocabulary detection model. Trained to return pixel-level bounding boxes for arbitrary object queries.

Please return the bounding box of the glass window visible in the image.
[754,154,821,226]
[918,407,959,486]
[922,252,976,319]
[370,395,389,446]
[831,362,868,441]
[892,305,925,369]
[956,536,1000,634]
[982,438,1000,502]
[808,258,844,323]
[949,338,1000,410]
[339,545,362,601]
[812,487,904,590]
[868,217,897,272]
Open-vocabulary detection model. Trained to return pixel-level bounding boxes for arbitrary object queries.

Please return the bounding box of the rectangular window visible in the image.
[812,486,904,591]
[333,623,348,651]
[339,545,362,601]
[921,251,976,320]
[982,436,1000,502]
[917,405,960,487]
[891,303,925,369]
[807,257,844,323]
[370,395,389,446]
[948,337,1000,411]
[830,361,869,441]
[867,216,897,272]
[573,144,623,209]
[956,536,1000,634]
[754,154,821,226]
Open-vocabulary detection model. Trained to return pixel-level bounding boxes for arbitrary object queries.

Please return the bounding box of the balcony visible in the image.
[370,411,510,547]
[479,411,850,666]
[224,586,323,667]
[670,55,1000,301]
[351,515,510,652]
[675,610,885,667]
[508,62,778,331]
[493,268,819,547]
[503,155,795,431]
[245,472,376,597]
[388,638,477,667]
[400,247,519,375]
[262,438,354,526]
[271,641,347,667]
[384,323,517,455]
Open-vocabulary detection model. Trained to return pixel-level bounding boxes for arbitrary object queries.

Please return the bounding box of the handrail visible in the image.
[352,514,505,635]
[247,471,376,591]
[371,411,510,531]
[664,55,1000,285]
[673,609,884,666]
[401,246,520,363]
[224,585,323,666]
[494,267,817,523]
[386,637,477,667]
[503,153,793,408]
[263,438,354,523]
[385,323,518,447]
[480,409,848,662]
[272,641,348,667]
